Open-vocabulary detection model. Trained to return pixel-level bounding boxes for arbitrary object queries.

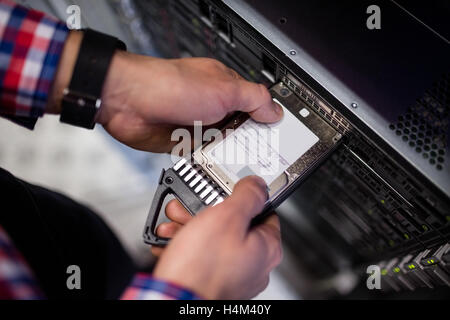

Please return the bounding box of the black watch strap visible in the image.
[60,29,126,129]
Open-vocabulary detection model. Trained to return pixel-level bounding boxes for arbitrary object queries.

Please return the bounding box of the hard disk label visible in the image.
[208,106,319,185]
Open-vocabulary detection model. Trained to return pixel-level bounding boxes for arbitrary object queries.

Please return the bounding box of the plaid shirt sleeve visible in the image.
[0,0,69,129]
[0,226,44,299]
[121,273,201,300]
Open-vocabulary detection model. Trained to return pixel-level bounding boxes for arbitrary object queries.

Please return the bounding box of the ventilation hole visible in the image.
[437,164,443,170]
[392,73,448,167]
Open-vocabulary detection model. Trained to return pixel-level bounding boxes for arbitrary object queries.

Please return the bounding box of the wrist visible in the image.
[95,50,132,126]
[46,31,83,115]
[153,268,222,300]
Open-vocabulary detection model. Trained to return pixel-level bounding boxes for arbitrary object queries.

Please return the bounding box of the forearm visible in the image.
[46,31,82,115]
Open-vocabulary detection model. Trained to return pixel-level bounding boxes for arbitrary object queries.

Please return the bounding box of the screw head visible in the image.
[165,177,174,184]
[279,17,287,24]
[289,49,297,56]
[280,88,290,96]
[351,102,358,109]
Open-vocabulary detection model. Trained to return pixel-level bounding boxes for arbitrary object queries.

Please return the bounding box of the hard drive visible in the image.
[143,82,343,246]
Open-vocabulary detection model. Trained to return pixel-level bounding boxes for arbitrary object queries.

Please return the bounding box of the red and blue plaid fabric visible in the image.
[0,1,201,300]
[0,226,44,299]
[0,0,68,128]
[122,273,200,300]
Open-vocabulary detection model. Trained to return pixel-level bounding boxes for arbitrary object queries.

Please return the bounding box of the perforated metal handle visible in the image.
[142,157,228,246]
[143,168,208,246]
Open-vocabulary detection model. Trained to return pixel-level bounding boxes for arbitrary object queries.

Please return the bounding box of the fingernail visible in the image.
[273,101,284,117]
[251,175,267,189]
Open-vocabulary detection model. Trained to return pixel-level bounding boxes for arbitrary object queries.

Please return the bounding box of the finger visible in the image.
[255,276,271,297]
[229,81,283,123]
[250,215,281,246]
[156,222,183,238]
[151,220,185,257]
[151,246,164,257]
[225,67,242,80]
[215,176,268,231]
[255,212,280,233]
[243,275,271,300]
[165,199,192,224]
[247,216,283,268]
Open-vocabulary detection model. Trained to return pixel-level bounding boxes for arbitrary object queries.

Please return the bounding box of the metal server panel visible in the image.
[120,0,450,297]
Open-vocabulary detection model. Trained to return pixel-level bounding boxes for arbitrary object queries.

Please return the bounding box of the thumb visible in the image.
[219,176,268,229]
[229,81,284,123]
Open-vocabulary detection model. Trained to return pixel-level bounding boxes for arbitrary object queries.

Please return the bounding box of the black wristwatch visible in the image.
[60,29,126,129]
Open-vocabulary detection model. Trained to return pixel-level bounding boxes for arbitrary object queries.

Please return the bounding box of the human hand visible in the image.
[152,176,283,300]
[96,52,283,152]
[48,32,282,152]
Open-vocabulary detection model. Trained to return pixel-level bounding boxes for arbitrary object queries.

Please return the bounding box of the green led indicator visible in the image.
[192,18,200,27]
[381,199,385,204]
[381,269,388,275]
[404,233,410,240]
[422,225,429,231]
[408,264,416,270]
[394,267,400,273]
